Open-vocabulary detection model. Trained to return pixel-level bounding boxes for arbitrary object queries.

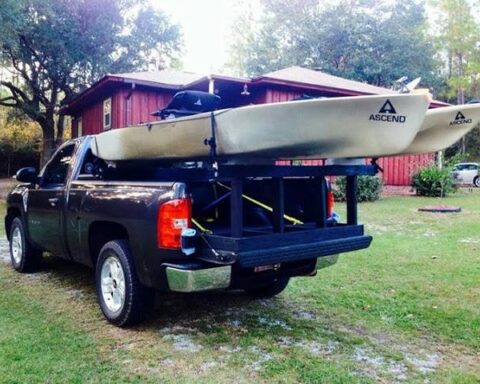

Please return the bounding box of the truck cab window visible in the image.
[77,148,107,180]
[42,144,75,187]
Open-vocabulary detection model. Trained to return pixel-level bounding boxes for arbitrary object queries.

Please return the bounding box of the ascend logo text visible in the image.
[449,111,472,126]
[369,100,406,123]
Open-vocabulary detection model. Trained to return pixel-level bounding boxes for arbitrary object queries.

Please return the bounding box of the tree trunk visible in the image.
[55,114,65,148]
[447,51,452,78]
[7,153,11,177]
[457,53,466,155]
[40,120,57,167]
[37,105,64,167]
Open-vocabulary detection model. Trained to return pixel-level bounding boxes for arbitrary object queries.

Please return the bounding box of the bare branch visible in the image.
[0,80,30,103]
[4,46,51,106]
[0,96,17,103]
[5,48,31,83]
[0,97,19,107]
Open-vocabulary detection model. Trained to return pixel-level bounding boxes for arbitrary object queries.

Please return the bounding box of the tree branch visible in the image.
[0,96,19,107]
[5,46,50,106]
[19,35,48,69]
[0,80,29,103]
[0,100,18,108]
[6,48,32,85]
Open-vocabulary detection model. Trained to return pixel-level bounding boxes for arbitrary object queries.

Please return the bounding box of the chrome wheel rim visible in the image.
[11,227,23,265]
[100,255,126,313]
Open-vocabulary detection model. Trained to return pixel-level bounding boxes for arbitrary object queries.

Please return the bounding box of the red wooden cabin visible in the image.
[61,66,448,186]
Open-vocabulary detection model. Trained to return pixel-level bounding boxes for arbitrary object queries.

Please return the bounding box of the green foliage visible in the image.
[333,176,382,202]
[0,0,182,162]
[0,109,41,176]
[445,126,480,160]
[433,0,480,103]
[228,0,441,89]
[444,151,469,168]
[431,1,480,155]
[411,165,455,197]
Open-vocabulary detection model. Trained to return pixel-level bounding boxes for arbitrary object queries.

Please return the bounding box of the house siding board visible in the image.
[265,86,302,103]
[248,85,267,105]
[130,91,141,125]
[80,100,104,135]
[71,87,175,136]
[377,153,434,185]
[112,89,127,129]
[129,88,174,126]
[394,157,399,185]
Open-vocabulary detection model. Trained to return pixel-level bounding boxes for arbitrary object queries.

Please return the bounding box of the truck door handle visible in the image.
[48,197,59,206]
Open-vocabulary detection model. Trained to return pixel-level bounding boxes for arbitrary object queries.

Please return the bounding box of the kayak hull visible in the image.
[91,93,430,161]
[400,104,480,155]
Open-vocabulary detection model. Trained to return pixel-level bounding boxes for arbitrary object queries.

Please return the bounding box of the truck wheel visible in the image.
[245,277,290,299]
[95,240,153,327]
[474,177,480,188]
[9,217,42,273]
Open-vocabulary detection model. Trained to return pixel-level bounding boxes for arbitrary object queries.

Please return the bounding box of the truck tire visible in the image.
[9,217,42,273]
[474,176,480,188]
[245,277,290,299]
[95,240,154,327]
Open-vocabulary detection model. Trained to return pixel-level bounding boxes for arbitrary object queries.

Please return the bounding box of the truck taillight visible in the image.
[157,198,192,248]
[327,191,335,218]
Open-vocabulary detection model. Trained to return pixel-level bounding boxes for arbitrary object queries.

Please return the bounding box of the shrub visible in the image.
[411,165,455,197]
[333,175,382,202]
[0,112,41,177]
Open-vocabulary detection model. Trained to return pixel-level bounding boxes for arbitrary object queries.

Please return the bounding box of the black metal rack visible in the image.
[148,161,379,237]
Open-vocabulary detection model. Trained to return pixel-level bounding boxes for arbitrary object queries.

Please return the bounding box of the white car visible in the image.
[452,162,480,187]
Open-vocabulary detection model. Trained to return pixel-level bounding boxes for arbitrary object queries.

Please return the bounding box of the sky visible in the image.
[153,0,479,76]
[155,0,259,75]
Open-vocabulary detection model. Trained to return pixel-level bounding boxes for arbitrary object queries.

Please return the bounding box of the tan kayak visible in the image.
[91,93,430,161]
[400,103,480,155]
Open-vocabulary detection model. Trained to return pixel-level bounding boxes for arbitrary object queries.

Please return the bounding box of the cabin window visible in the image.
[103,98,112,130]
[77,117,83,137]
[42,143,76,186]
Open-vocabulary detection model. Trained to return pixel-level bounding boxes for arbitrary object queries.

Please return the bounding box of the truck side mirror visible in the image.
[15,167,38,184]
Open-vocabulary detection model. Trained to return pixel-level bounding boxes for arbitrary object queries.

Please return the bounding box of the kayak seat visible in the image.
[152,90,221,119]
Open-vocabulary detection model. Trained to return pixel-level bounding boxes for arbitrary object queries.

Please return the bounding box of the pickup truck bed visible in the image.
[5,136,376,326]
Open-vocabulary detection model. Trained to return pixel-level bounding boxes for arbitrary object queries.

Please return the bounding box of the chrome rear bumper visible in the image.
[165,265,231,292]
[165,253,339,293]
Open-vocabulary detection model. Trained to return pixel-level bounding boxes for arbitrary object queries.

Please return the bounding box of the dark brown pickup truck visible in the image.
[5,136,374,326]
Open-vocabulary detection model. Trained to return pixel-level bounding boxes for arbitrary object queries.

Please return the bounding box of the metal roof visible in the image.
[258,66,393,95]
[111,70,207,88]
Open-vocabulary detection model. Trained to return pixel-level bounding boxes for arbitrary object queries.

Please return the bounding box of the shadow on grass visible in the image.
[38,254,264,331]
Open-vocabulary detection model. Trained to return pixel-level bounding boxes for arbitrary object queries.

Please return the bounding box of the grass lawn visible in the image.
[0,190,479,383]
